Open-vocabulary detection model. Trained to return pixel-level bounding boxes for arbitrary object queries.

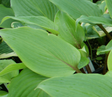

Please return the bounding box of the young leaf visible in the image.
[1,16,59,35]
[54,11,85,48]
[37,74,112,97]
[97,40,112,55]
[11,0,58,21]
[49,0,102,19]
[0,60,18,84]
[8,69,49,97]
[0,63,26,76]
[0,27,81,77]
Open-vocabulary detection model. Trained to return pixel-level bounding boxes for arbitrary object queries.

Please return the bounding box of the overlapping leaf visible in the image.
[105,0,112,18]
[97,40,112,55]
[0,27,81,77]
[77,15,112,26]
[0,60,18,84]
[0,41,17,59]
[50,0,102,19]
[37,74,112,97]
[1,16,59,34]
[0,63,26,76]
[8,69,49,97]
[11,0,58,21]
[0,4,15,28]
[54,11,85,48]
[0,91,8,97]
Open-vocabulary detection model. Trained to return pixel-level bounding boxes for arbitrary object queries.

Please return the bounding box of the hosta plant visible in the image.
[0,0,112,97]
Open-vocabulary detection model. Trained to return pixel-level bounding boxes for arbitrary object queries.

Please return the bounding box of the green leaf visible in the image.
[78,43,89,69]
[105,71,112,77]
[97,40,112,55]
[0,27,81,77]
[94,24,112,37]
[105,0,112,18]
[11,22,43,30]
[0,77,10,84]
[50,0,102,19]
[1,16,59,35]
[0,41,16,59]
[0,91,8,97]
[0,4,15,28]
[0,63,26,76]
[11,22,23,28]
[37,74,112,97]
[77,15,112,26]
[107,49,112,71]
[54,11,85,47]
[0,60,18,84]
[11,0,58,21]
[84,24,100,39]
[98,1,106,13]
[8,69,49,97]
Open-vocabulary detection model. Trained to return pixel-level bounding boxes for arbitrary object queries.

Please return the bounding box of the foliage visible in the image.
[0,0,112,97]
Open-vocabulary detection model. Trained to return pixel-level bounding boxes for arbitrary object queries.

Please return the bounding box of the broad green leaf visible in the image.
[0,91,8,97]
[50,0,102,19]
[11,0,58,21]
[54,11,85,48]
[0,4,15,28]
[0,60,18,84]
[0,63,26,76]
[0,27,81,77]
[37,74,112,97]
[77,15,112,26]
[105,0,112,18]
[107,49,112,71]
[97,40,112,55]
[106,71,112,77]
[1,16,59,34]
[8,69,49,97]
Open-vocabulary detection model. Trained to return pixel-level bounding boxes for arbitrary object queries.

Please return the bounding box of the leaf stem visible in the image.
[97,24,112,40]
[75,66,82,73]
[103,53,108,74]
